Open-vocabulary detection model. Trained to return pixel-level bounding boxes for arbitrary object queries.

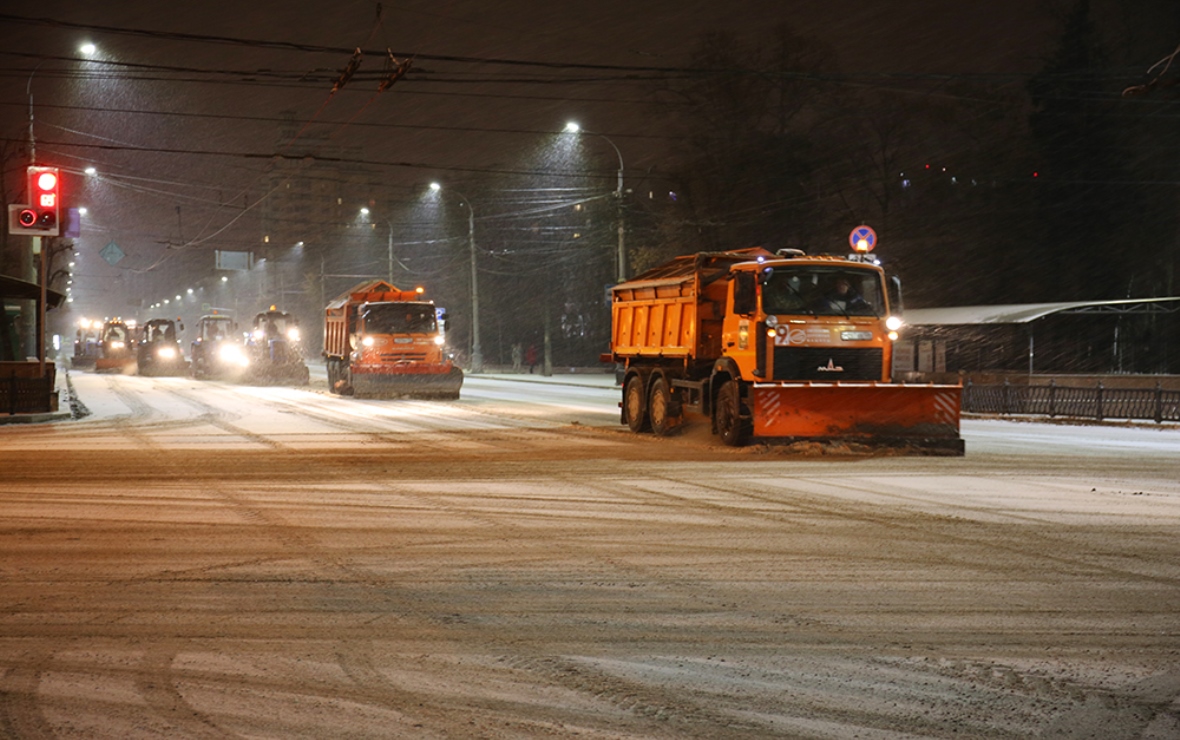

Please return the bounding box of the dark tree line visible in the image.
[431,2,1180,371]
[634,3,1180,313]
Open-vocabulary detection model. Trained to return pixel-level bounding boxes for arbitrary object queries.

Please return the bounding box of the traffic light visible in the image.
[8,166,61,236]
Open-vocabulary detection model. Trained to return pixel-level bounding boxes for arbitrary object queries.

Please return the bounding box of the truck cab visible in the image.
[722,256,901,385]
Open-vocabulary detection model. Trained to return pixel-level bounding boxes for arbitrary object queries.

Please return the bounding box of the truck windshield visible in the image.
[201,319,232,340]
[363,303,437,334]
[145,321,175,342]
[761,267,885,318]
[104,325,128,343]
[255,314,293,337]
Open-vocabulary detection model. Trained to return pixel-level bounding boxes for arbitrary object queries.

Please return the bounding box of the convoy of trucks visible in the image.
[64,228,964,453]
[603,245,964,453]
[323,280,463,399]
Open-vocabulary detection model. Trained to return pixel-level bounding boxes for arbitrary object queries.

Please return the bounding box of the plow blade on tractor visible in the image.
[752,382,964,454]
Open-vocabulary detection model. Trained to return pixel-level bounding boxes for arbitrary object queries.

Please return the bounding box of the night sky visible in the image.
[1,1,1175,369]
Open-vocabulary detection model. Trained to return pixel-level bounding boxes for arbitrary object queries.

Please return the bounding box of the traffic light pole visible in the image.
[37,236,46,378]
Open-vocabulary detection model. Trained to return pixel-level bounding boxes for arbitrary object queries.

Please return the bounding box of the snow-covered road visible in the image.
[0,368,1177,738]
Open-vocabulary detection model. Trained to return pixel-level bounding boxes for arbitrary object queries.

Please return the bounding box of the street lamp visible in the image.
[429,182,482,373]
[359,206,395,283]
[564,121,627,283]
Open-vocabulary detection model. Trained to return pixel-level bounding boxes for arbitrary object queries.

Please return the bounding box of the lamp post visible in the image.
[359,207,395,283]
[430,182,482,373]
[564,121,626,283]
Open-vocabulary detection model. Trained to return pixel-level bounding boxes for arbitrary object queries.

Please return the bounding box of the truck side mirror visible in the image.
[733,272,757,316]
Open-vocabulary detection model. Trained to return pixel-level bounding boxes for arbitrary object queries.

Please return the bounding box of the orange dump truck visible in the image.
[604,247,963,453]
[323,280,463,399]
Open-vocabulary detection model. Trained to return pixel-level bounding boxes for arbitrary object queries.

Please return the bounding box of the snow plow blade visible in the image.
[94,357,134,372]
[752,382,964,455]
[350,367,464,399]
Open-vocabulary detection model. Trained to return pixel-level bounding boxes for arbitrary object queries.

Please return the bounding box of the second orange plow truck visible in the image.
[323,280,463,399]
[603,244,964,454]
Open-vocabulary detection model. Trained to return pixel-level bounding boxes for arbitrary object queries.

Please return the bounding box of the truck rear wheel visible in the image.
[715,380,749,447]
[624,375,650,433]
[648,377,679,437]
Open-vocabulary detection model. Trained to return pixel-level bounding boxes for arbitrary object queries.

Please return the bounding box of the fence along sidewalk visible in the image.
[962,380,1180,423]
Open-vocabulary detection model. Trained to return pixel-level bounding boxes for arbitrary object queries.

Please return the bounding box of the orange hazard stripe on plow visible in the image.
[753,383,962,439]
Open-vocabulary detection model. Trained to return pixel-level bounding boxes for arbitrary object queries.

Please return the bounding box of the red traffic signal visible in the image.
[27,166,60,235]
[8,166,62,236]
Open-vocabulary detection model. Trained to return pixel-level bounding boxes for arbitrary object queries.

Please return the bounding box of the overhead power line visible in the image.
[0,13,697,74]
[0,136,630,181]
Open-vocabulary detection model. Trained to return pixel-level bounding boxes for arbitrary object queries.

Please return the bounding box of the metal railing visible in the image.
[963,380,1180,423]
[0,374,56,415]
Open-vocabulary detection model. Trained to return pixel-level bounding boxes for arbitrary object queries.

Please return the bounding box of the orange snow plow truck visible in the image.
[323,280,463,399]
[604,247,963,454]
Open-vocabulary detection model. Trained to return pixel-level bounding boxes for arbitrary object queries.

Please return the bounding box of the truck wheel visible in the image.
[648,377,679,437]
[715,380,749,447]
[624,375,650,433]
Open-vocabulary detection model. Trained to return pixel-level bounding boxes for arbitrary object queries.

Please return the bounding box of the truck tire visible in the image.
[648,377,678,437]
[624,375,650,433]
[715,380,749,447]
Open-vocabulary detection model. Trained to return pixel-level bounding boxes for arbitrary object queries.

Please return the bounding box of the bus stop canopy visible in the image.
[0,274,66,308]
[903,297,1180,326]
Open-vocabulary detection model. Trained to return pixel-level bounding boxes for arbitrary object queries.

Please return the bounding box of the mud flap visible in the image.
[752,382,964,454]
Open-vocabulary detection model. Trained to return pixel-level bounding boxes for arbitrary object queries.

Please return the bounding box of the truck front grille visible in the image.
[772,347,883,381]
[379,352,429,362]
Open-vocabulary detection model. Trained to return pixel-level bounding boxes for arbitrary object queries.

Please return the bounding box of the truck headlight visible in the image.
[886,316,903,331]
[157,346,177,359]
[287,328,301,342]
[218,344,249,366]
